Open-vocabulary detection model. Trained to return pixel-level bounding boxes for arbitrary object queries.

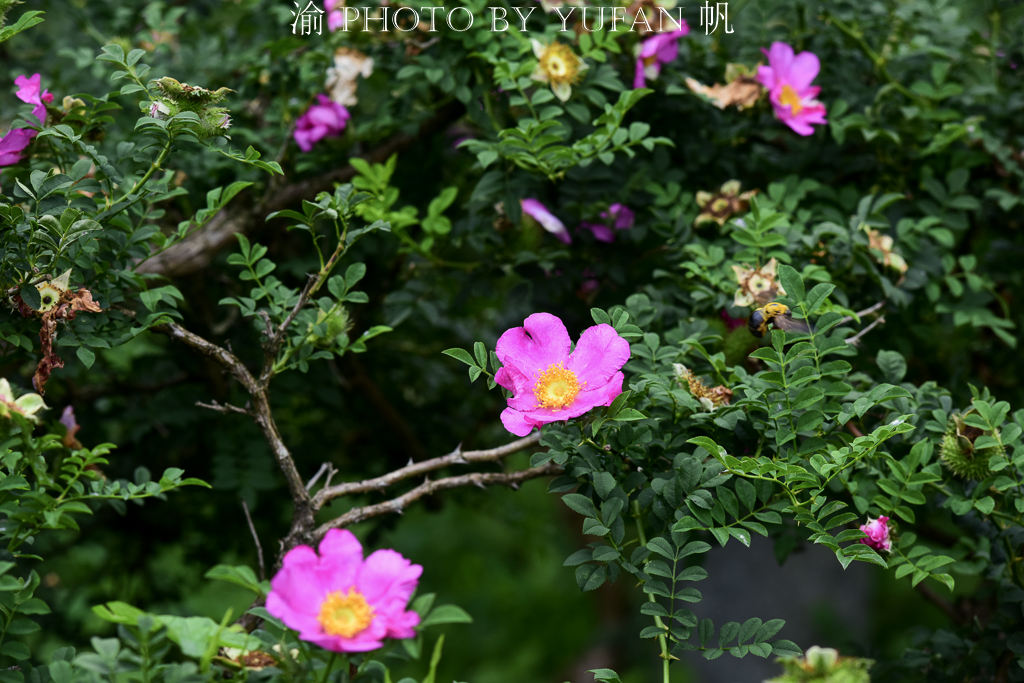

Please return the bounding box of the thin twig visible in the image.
[242,499,265,582]
[840,301,886,324]
[306,462,335,492]
[196,400,252,416]
[845,315,886,346]
[314,432,543,506]
[314,462,562,538]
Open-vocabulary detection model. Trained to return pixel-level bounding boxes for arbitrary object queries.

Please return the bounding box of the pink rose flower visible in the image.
[602,203,635,230]
[521,198,571,244]
[15,73,53,126]
[325,0,345,32]
[495,313,631,436]
[721,309,746,331]
[266,529,422,653]
[294,95,351,152]
[859,516,892,552]
[0,128,35,167]
[755,42,827,136]
[634,27,689,89]
[580,203,635,243]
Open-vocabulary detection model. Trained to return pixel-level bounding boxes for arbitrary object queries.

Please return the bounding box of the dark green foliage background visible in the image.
[2,0,1024,680]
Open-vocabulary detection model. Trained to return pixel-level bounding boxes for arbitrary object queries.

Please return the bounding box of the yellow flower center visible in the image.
[779,85,803,114]
[533,362,582,411]
[540,43,581,86]
[317,588,374,638]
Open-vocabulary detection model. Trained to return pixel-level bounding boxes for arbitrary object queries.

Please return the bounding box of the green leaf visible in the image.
[76,347,95,369]
[204,565,263,595]
[19,284,41,311]
[442,348,477,368]
[562,493,598,518]
[876,350,907,383]
[418,604,473,628]
[777,264,805,303]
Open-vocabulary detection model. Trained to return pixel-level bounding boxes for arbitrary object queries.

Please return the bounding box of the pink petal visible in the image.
[633,59,646,89]
[500,408,537,436]
[14,74,42,105]
[756,64,776,90]
[520,198,571,243]
[495,312,572,378]
[580,221,615,243]
[787,52,821,91]
[764,42,795,80]
[566,324,631,388]
[358,549,422,608]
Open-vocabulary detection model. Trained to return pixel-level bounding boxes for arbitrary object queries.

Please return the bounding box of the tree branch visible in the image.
[314,462,562,539]
[845,315,886,346]
[313,432,542,506]
[136,101,465,278]
[840,300,886,324]
[155,322,312,515]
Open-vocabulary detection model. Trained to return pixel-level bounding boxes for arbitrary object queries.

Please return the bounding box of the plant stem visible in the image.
[632,500,671,683]
[826,13,923,104]
[126,137,173,198]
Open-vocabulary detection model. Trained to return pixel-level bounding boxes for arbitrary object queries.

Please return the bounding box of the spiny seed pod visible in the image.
[154,78,233,106]
[939,411,1001,479]
[308,308,353,349]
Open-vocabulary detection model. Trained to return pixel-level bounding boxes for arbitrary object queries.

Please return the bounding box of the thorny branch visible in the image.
[315,463,563,537]
[314,432,542,506]
[840,300,886,324]
[155,320,556,557]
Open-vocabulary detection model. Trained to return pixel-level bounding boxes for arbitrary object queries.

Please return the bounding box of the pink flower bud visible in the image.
[858,515,892,552]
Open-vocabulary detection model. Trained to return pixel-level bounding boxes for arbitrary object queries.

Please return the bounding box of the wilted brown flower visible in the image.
[674,364,732,410]
[732,257,786,308]
[695,180,757,226]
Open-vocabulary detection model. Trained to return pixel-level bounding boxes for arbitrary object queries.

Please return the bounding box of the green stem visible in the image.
[321,652,337,683]
[632,501,671,683]
[125,137,173,198]
[826,13,923,104]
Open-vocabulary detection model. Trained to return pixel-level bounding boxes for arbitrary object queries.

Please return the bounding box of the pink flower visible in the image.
[266,529,422,653]
[0,128,35,167]
[602,203,635,230]
[755,42,827,136]
[325,0,345,32]
[494,313,631,436]
[858,516,892,552]
[15,74,53,126]
[634,27,689,89]
[521,199,571,244]
[294,95,351,152]
[721,310,746,331]
[580,203,635,243]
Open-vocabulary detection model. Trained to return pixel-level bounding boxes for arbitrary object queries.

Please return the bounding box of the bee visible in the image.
[748,302,813,338]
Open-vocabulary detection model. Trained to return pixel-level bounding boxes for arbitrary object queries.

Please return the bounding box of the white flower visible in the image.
[325,47,374,107]
[530,39,587,102]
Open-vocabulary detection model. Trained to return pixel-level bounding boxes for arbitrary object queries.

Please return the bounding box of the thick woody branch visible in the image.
[314,462,562,539]
[155,322,311,511]
[313,432,543,507]
[137,101,464,278]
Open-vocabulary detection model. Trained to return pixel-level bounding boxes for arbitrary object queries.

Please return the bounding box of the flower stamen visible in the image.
[779,84,803,114]
[317,587,374,637]
[533,362,582,411]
